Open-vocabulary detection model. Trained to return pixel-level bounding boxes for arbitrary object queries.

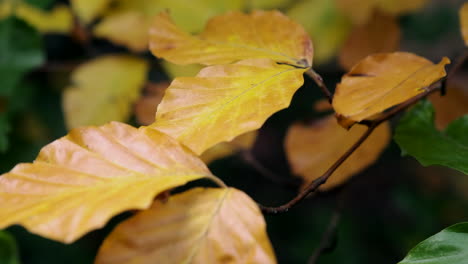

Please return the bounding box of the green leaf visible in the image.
[394,100,468,174]
[0,17,44,97]
[23,0,56,9]
[399,222,468,264]
[0,230,20,264]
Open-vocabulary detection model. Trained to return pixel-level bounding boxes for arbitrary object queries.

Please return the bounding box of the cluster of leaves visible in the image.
[0,0,467,263]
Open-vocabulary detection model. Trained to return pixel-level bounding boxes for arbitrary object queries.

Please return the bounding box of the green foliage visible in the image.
[23,0,55,9]
[399,222,468,264]
[0,16,44,97]
[394,100,468,174]
[0,231,20,264]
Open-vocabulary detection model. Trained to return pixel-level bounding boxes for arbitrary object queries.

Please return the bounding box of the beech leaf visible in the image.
[0,122,213,243]
[63,55,149,129]
[200,131,257,164]
[0,2,73,33]
[285,115,390,190]
[394,101,468,175]
[134,82,169,126]
[149,10,313,67]
[95,187,276,264]
[150,58,306,154]
[333,52,449,128]
[399,222,468,264]
[339,11,401,70]
[70,0,112,24]
[460,2,468,46]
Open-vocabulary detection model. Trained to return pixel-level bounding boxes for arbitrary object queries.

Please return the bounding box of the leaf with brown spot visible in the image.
[339,11,401,70]
[149,10,313,67]
[95,188,276,264]
[285,115,390,190]
[333,52,449,128]
[0,122,213,243]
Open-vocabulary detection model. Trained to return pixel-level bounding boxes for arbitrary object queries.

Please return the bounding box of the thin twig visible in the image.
[306,68,333,103]
[260,80,443,214]
[308,209,341,264]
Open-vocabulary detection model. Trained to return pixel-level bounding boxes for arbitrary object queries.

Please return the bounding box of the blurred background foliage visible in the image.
[0,0,467,263]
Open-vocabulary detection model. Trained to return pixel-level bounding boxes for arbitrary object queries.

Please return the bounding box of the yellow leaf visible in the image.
[150,58,306,155]
[339,11,401,70]
[200,131,258,164]
[337,0,428,25]
[332,52,450,128]
[460,2,468,46]
[70,0,112,24]
[149,10,313,67]
[285,116,390,190]
[93,11,150,52]
[95,187,276,264]
[0,2,73,33]
[94,0,244,52]
[63,55,149,129]
[161,61,204,79]
[0,122,213,243]
[286,0,352,65]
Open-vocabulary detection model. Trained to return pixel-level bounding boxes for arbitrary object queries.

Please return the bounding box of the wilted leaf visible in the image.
[0,231,20,264]
[460,2,468,46]
[151,58,306,154]
[70,0,112,24]
[285,115,390,190]
[134,82,169,126]
[339,11,401,70]
[0,122,213,243]
[200,131,257,164]
[287,0,352,64]
[149,10,313,67]
[95,0,244,52]
[95,187,276,264]
[395,101,468,175]
[399,222,468,264]
[0,2,73,33]
[63,55,149,129]
[0,17,44,97]
[337,0,428,25]
[333,52,449,128]
[429,76,468,129]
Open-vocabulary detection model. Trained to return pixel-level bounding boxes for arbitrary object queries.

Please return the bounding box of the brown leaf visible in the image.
[333,52,449,128]
[134,82,169,126]
[95,188,276,264]
[339,11,401,70]
[285,116,390,190]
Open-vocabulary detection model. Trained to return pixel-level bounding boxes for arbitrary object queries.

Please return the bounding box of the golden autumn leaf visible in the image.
[333,52,450,128]
[134,82,169,126]
[285,116,390,190]
[63,55,149,129]
[336,0,428,25]
[286,0,352,65]
[70,0,112,24]
[0,2,72,33]
[200,131,257,164]
[150,58,306,155]
[94,0,244,52]
[149,10,313,67]
[0,122,213,243]
[95,187,276,264]
[339,11,401,70]
[460,2,468,46]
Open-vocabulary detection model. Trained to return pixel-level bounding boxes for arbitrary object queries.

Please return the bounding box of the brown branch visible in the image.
[260,80,443,214]
[306,68,333,103]
[307,209,341,264]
